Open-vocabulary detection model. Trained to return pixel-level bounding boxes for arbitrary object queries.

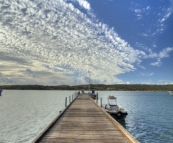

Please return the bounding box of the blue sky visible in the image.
[0,0,173,85]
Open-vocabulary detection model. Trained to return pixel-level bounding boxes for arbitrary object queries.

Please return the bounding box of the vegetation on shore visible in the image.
[0,84,173,91]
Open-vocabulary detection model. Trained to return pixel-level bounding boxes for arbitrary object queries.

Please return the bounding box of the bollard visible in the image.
[96,92,98,100]
[69,96,71,104]
[72,94,73,101]
[100,97,102,107]
[65,97,67,107]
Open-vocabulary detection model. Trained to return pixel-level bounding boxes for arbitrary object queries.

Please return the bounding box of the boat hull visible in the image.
[109,111,128,121]
[168,91,173,95]
[104,104,128,121]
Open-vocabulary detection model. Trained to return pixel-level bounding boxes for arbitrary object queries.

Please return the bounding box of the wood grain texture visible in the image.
[35,94,134,143]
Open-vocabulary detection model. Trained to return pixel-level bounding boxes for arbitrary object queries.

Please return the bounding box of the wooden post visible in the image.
[69,96,71,104]
[96,92,98,100]
[100,98,102,107]
[72,94,73,101]
[65,97,67,107]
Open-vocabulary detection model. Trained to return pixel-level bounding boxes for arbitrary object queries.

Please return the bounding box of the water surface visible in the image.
[0,90,173,143]
[97,91,173,143]
[0,90,74,143]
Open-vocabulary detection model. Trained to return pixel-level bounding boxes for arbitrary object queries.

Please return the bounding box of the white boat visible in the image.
[104,95,128,120]
[168,91,173,95]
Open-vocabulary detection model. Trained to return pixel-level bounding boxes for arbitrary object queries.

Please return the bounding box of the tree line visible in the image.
[0,84,173,91]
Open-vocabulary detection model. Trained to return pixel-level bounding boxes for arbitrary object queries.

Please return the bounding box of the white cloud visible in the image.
[146,6,150,10]
[158,80,173,85]
[1,0,168,85]
[155,3,173,34]
[159,47,173,58]
[132,1,173,36]
[131,3,151,20]
[141,33,148,37]
[76,0,91,10]
[148,73,154,76]
[139,72,154,76]
[150,61,162,67]
[143,47,173,64]
[150,58,162,67]
[135,9,142,13]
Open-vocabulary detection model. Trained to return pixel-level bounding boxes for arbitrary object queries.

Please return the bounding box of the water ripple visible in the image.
[0,91,173,143]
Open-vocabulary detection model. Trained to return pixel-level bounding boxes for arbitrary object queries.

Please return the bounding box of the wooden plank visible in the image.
[39,138,130,143]
[33,93,139,143]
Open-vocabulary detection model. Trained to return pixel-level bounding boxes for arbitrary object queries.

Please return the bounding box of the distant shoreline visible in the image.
[0,84,172,91]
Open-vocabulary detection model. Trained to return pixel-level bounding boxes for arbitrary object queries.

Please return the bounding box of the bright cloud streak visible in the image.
[0,0,172,85]
[76,0,91,10]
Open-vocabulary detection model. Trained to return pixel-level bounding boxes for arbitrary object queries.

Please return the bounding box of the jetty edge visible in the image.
[90,96,139,143]
[32,93,139,143]
[32,92,79,143]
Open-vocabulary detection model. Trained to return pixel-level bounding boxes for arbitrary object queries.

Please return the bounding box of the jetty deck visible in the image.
[33,93,139,143]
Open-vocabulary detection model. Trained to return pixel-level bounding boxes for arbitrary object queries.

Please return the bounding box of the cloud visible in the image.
[0,72,11,85]
[150,61,162,67]
[154,2,173,35]
[158,80,173,85]
[159,12,171,23]
[0,52,29,64]
[0,0,145,85]
[146,47,173,59]
[132,1,173,36]
[139,72,154,76]
[143,47,173,67]
[146,6,150,10]
[131,3,151,20]
[1,0,171,85]
[76,0,91,10]
[159,47,173,58]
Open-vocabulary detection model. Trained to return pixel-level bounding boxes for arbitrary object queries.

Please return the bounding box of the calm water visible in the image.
[0,90,173,143]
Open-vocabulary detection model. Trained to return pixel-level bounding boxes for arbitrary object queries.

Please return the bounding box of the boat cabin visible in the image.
[108,95,117,106]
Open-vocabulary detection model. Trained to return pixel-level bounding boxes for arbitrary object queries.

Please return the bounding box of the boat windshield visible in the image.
[108,97,117,105]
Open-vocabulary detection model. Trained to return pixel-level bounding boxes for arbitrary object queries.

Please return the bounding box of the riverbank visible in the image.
[0,84,172,91]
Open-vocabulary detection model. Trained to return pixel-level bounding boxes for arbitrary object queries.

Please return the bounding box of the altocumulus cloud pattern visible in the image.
[0,0,170,85]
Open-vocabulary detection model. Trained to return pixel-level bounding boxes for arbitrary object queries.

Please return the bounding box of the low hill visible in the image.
[0,84,173,91]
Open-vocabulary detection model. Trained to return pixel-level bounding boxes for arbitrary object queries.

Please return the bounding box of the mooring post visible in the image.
[100,97,102,107]
[72,94,73,101]
[65,97,67,107]
[69,96,71,104]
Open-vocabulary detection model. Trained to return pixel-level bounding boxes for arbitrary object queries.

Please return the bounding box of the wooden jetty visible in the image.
[32,93,139,143]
